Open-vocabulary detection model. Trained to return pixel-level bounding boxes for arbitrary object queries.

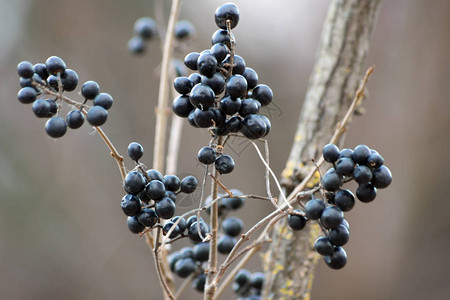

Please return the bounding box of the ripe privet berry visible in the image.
[32,99,50,118]
[321,168,341,192]
[251,272,265,291]
[227,116,242,133]
[305,199,326,220]
[17,61,34,78]
[192,273,207,292]
[239,99,259,117]
[243,67,259,90]
[147,169,164,181]
[137,208,158,227]
[234,268,251,287]
[335,157,355,176]
[17,87,37,104]
[165,191,176,201]
[121,194,141,216]
[174,20,195,40]
[368,151,384,168]
[174,76,193,95]
[215,154,235,174]
[371,165,393,189]
[47,75,59,90]
[189,84,215,110]
[222,189,244,210]
[240,114,267,139]
[314,237,334,256]
[352,144,371,165]
[252,84,273,106]
[215,3,240,29]
[134,17,158,40]
[86,106,108,126]
[81,80,100,100]
[164,175,181,192]
[198,146,216,165]
[222,217,244,237]
[127,216,145,234]
[226,75,248,99]
[218,234,237,254]
[352,165,373,184]
[155,197,176,219]
[45,56,66,75]
[163,222,181,238]
[172,95,194,118]
[193,242,210,262]
[61,69,79,92]
[334,189,355,212]
[127,142,144,161]
[66,110,84,129]
[324,246,347,270]
[220,95,241,115]
[323,144,340,163]
[201,73,226,94]
[320,206,344,229]
[45,117,67,138]
[222,54,246,75]
[184,52,200,70]
[328,224,350,246]
[197,53,217,77]
[211,29,231,46]
[93,93,113,110]
[210,43,229,62]
[186,215,203,229]
[194,108,215,128]
[288,209,307,231]
[128,36,146,54]
[356,183,377,203]
[146,180,166,200]
[180,176,198,193]
[174,258,196,278]
[171,216,187,233]
[188,221,209,243]
[34,63,49,80]
[339,148,354,159]
[123,171,146,195]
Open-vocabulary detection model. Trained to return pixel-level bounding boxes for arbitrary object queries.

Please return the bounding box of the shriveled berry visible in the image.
[45,117,67,138]
[180,176,198,193]
[215,155,235,174]
[137,208,158,227]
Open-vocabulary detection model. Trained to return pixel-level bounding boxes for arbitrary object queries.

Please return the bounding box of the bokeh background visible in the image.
[1,0,449,299]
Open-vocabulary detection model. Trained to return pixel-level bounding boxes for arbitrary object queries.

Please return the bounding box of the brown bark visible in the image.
[262,0,382,299]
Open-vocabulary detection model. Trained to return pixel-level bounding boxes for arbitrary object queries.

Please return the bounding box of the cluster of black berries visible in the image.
[286,144,392,269]
[233,269,265,299]
[121,142,203,238]
[172,3,272,139]
[165,190,245,293]
[16,56,113,138]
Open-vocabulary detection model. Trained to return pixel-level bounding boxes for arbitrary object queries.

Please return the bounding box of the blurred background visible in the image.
[1,0,449,299]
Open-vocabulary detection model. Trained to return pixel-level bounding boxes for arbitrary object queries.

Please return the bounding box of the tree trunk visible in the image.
[262,0,382,299]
